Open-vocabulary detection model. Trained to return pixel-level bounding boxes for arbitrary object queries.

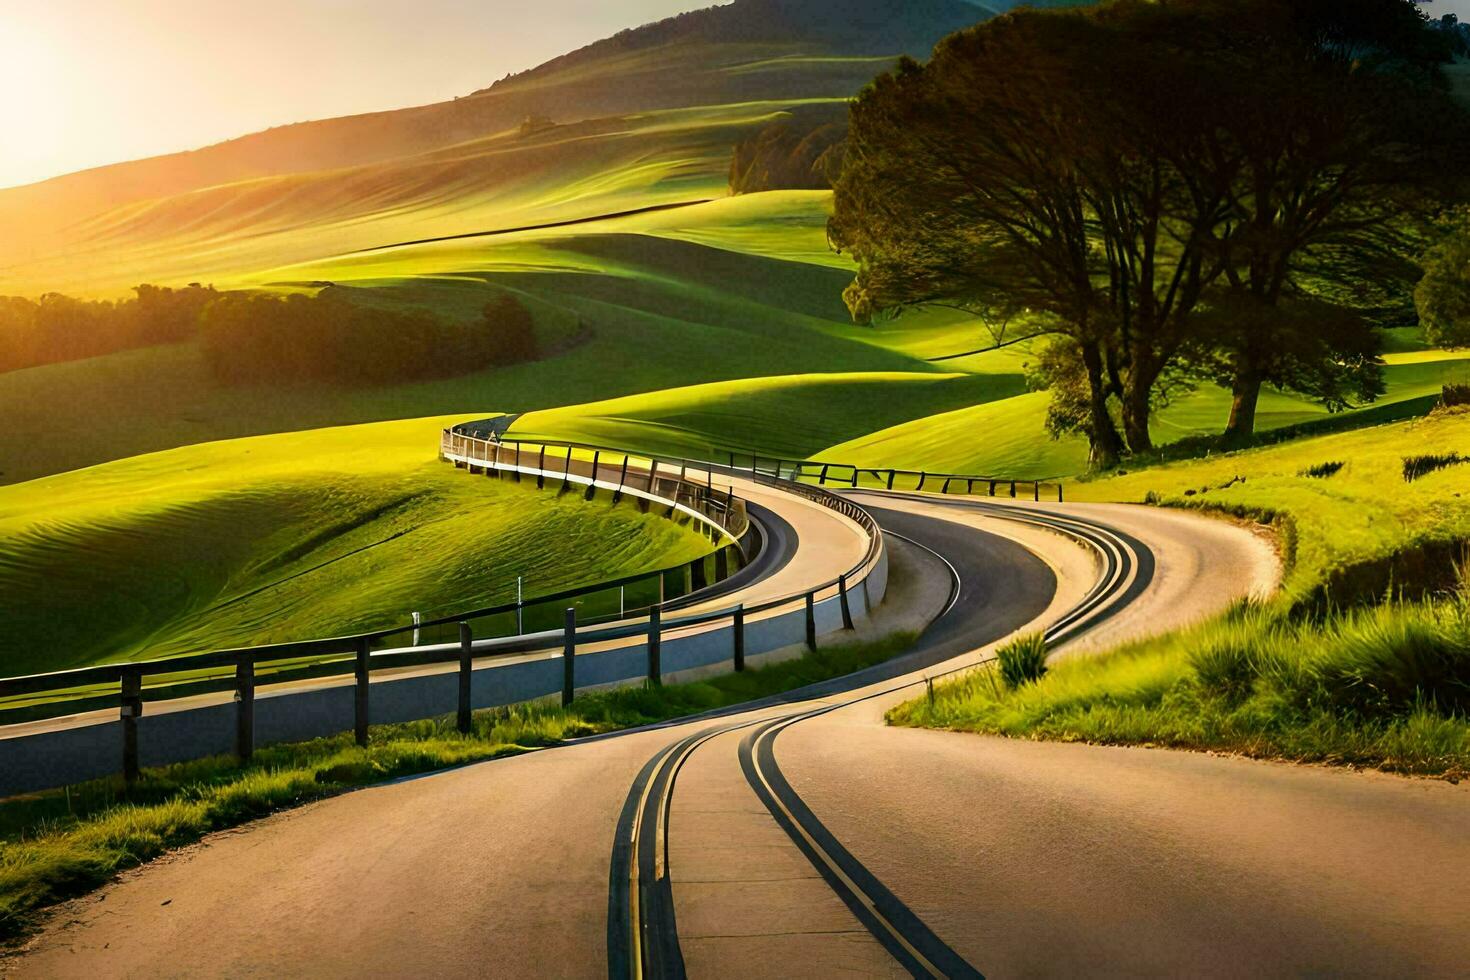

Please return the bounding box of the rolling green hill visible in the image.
[0,416,711,676]
[0,0,989,298]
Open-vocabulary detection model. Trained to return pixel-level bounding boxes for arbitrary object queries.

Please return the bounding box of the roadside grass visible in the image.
[0,631,915,942]
[890,408,1470,778]
[888,598,1470,779]
[1070,407,1470,601]
[0,415,712,677]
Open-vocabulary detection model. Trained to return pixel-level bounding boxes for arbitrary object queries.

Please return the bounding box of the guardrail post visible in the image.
[691,554,707,591]
[886,470,896,490]
[988,479,996,496]
[458,622,474,733]
[818,463,829,485]
[805,592,817,651]
[586,451,600,499]
[613,455,629,502]
[648,605,662,685]
[235,659,255,763]
[354,638,370,747]
[917,471,927,492]
[839,573,854,630]
[715,546,729,581]
[1010,480,1017,498]
[512,442,522,482]
[536,446,547,489]
[1033,481,1040,502]
[1058,483,1064,503]
[121,667,142,786]
[562,608,576,707]
[941,477,952,494]
[561,445,574,492]
[732,604,746,671]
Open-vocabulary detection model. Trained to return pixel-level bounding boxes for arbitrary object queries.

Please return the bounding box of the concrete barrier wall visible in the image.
[0,546,888,798]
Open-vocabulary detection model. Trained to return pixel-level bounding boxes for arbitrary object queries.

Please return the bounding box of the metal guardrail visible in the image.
[0,430,889,790]
[441,429,749,540]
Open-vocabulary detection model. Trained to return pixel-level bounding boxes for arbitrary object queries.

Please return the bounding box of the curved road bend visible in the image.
[12,495,1470,977]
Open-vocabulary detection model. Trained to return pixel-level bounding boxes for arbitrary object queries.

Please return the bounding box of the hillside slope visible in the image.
[0,0,989,297]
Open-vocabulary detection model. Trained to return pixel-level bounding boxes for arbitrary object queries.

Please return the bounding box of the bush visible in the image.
[997,632,1049,689]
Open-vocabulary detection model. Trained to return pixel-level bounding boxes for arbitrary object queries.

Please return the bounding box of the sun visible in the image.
[0,19,67,185]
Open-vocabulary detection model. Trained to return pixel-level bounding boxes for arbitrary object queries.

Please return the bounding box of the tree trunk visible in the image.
[1121,369,1154,455]
[1081,342,1124,469]
[1224,368,1263,445]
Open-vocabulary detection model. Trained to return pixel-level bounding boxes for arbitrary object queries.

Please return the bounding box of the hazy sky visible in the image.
[3,0,1468,190]
[0,0,711,189]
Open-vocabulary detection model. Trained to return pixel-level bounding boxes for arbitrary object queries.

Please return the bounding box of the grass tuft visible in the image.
[1298,460,1344,479]
[1403,452,1465,483]
[997,632,1049,689]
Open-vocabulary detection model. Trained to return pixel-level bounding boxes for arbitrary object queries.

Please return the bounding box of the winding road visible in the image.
[10,488,1470,978]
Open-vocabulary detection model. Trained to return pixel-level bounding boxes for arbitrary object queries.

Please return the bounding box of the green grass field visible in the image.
[0,415,711,676]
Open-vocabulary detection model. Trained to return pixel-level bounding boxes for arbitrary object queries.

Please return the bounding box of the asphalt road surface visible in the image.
[11,495,1468,979]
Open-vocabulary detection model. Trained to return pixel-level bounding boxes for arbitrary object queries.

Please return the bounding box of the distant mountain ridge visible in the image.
[482,0,996,93]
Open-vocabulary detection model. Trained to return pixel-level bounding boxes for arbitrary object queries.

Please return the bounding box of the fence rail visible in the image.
[0,435,760,720]
[720,449,1064,503]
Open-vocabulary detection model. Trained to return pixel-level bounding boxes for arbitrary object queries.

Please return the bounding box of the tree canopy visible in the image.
[829,0,1468,466]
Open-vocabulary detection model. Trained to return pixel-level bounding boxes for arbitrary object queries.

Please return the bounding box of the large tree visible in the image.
[1191,0,1460,441]
[830,0,1467,465]
[830,5,1237,462]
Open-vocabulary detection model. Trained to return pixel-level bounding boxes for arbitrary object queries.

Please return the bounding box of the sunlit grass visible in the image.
[0,415,711,676]
[892,408,1470,776]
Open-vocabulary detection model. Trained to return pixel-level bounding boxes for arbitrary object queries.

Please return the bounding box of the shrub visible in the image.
[997,632,1049,689]
[1444,383,1470,408]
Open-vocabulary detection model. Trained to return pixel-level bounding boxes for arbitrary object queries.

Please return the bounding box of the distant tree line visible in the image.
[201,289,539,386]
[0,284,218,374]
[0,283,539,386]
[830,0,1470,468]
[729,104,847,194]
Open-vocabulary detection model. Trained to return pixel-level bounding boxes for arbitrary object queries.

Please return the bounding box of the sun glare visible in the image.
[0,21,65,185]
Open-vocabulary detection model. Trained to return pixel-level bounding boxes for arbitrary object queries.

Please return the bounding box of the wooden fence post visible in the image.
[1058,483,1064,503]
[586,451,600,499]
[121,667,142,786]
[733,604,745,672]
[354,638,370,747]
[536,446,546,489]
[886,471,896,490]
[235,659,255,763]
[805,592,817,651]
[839,573,854,630]
[458,622,473,733]
[648,605,663,685]
[562,609,576,707]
